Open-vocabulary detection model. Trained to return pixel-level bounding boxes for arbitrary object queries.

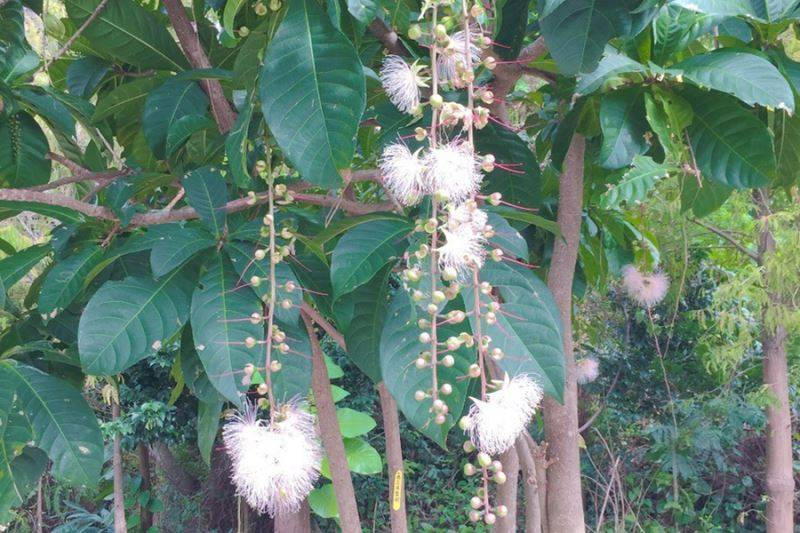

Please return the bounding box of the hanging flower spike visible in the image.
[379,143,426,205]
[621,264,669,308]
[462,374,543,455]
[575,357,600,385]
[437,30,481,88]
[380,55,429,115]
[223,401,322,516]
[439,203,488,280]
[424,141,483,203]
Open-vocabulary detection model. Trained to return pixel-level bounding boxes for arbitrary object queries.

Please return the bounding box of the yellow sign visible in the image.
[392,470,403,511]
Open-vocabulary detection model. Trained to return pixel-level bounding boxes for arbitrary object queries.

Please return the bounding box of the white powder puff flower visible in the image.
[424,141,483,203]
[223,401,322,516]
[446,201,488,232]
[380,55,428,114]
[463,374,543,455]
[379,143,426,205]
[621,264,669,308]
[439,224,486,280]
[437,30,481,88]
[575,357,600,385]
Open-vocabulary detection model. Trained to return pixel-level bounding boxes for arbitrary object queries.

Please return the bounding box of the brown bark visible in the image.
[517,437,542,533]
[112,402,127,533]
[542,133,586,532]
[369,18,407,56]
[151,442,199,496]
[162,0,237,133]
[755,190,794,533]
[495,445,520,532]
[275,499,312,533]
[378,383,408,533]
[302,312,362,532]
[137,443,153,530]
[488,37,548,124]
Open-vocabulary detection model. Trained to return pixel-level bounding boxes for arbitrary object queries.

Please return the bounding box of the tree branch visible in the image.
[691,217,758,262]
[162,0,237,133]
[43,0,110,70]
[488,36,549,124]
[32,153,134,192]
[369,18,408,56]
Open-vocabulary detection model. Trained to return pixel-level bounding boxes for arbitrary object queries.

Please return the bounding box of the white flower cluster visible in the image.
[223,401,322,516]
[621,265,669,308]
[439,202,489,280]
[437,30,481,88]
[379,55,429,115]
[463,374,544,455]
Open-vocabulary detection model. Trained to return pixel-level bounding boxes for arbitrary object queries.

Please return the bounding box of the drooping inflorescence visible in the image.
[621,264,669,308]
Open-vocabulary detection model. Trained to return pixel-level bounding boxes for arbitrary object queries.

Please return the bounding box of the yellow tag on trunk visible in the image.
[392,470,403,511]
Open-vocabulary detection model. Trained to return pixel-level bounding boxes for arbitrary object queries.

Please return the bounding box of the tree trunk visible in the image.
[495,445,520,532]
[378,383,408,533]
[542,133,586,532]
[151,442,199,496]
[755,190,794,532]
[275,499,311,533]
[302,312,362,532]
[517,437,542,533]
[137,443,153,531]
[112,402,127,533]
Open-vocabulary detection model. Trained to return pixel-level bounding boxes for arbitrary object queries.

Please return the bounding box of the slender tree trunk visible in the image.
[517,437,542,533]
[302,312,362,532]
[112,402,127,533]
[275,499,312,532]
[495,445,520,532]
[542,133,586,532]
[36,476,43,533]
[137,443,153,531]
[755,190,794,532]
[378,383,408,533]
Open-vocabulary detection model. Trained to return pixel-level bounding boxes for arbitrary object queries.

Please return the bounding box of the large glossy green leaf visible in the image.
[486,211,529,259]
[0,361,103,486]
[540,0,630,75]
[670,49,794,111]
[269,318,313,402]
[66,56,110,98]
[599,88,649,169]
[190,255,263,405]
[774,108,800,187]
[336,407,376,438]
[166,115,215,157]
[143,79,208,160]
[92,76,164,123]
[0,443,46,524]
[226,240,302,325]
[379,291,472,447]
[463,261,565,401]
[672,0,796,22]
[0,201,84,224]
[78,268,194,375]
[494,0,533,60]
[0,244,51,289]
[601,156,675,209]
[149,224,216,278]
[225,91,255,188]
[197,397,223,466]
[0,113,51,188]
[320,437,381,478]
[330,218,411,299]
[576,46,646,96]
[680,175,733,217]
[652,5,722,63]
[15,88,76,135]
[63,0,187,71]
[335,264,392,382]
[476,122,541,207]
[260,0,366,188]
[182,166,228,237]
[687,91,775,188]
[38,244,105,316]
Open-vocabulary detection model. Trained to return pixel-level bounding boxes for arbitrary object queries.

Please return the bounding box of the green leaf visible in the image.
[0,46,39,84]
[672,0,796,22]
[0,361,103,486]
[463,261,565,401]
[336,407,376,438]
[336,264,392,382]
[225,91,255,188]
[92,76,164,123]
[190,255,263,405]
[687,91,775,188]
[15,88,76,135]
[670,49,794,112]
[652,5,722,64]
[599,88,649,169]
[270,318,313,401]
[774,107,800,187]
[0,200,84,224]
[0,445,46,524]
[143,79,208,160]
[330,218,410,299]
[540,0,630,75]
[347,0,379,23]
[601,155,674,209]
[223,0,247,36]
[38,244,105,316]
[380,291,471,447]
[63,0,188,71]
[494,0,534,60]
[0,113,51,188]
[149,224,216,278]
[182,166,228,237]
[539,0,568,18]
[576,46,646,96]
[486,207,561,237]
[476,122,541,207]
[197,396,223,466]
[260,0,366,188]
[226,240,302,325]
[78,268,194,375]
[166,115,215,157]
[312,213,409,251]
[486,211,528,259]
[0,244,51,289]
[66,56,110,98]
[309,483,338,519]
[680,174,733,217]
[321,438,381,478]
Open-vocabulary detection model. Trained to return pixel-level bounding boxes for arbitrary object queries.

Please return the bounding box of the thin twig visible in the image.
[691,217,758,261]
[43,0,110,70]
